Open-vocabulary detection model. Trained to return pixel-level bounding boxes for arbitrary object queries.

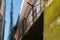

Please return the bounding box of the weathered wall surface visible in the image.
[44,0,60,40]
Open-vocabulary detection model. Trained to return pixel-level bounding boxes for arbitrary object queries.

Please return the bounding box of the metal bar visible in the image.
[10,0,13,30]
[9,0,13,40]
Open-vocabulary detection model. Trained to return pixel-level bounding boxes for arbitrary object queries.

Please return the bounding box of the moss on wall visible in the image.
[44,0,60,40]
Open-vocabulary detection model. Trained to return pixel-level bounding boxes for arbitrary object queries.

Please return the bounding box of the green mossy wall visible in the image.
[44,0,60,40]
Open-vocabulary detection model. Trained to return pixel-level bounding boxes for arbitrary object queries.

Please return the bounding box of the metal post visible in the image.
[9,0,13,40]
[10,0,13,30]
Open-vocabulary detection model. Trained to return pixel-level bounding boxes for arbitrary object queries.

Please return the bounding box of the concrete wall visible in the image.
[19,0,37,22]
[15,0,42,40]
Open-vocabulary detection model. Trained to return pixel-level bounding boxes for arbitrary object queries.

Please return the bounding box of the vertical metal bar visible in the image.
[10,0,13,30]
[40,0,42,11]
[9,0,13,40]
[32,7,34,22]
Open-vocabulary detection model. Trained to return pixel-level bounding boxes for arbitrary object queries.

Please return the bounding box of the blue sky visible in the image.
[4,0,22,40]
